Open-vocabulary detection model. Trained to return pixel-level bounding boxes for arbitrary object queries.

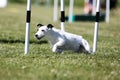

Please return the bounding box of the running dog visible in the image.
[35,24,92,54]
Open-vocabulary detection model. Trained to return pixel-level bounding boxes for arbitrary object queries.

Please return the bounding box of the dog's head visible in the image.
[35,24,54,40]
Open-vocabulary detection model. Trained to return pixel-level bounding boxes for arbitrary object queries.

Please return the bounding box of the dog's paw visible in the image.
[56,49,63,53]
[52,47,63,53]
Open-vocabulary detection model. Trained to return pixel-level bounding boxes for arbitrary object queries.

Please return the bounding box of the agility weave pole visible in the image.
[68,0,74,23]
[93,0,100,53]
[92,0,97,15]
[60,0,65,31]
[106,0,110,23]
[53,0,58,21]
[53,0,65,31]
[25,0,31,54]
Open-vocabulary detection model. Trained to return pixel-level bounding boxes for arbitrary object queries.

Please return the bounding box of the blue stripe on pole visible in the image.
[26,11,31,23]
[96,12,100,22]
[61,11,65,22]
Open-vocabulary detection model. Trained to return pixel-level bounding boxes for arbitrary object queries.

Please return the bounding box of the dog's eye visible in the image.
[41,30,45,32]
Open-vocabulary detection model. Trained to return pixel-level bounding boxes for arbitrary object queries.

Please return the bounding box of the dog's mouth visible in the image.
[35,35,45,40]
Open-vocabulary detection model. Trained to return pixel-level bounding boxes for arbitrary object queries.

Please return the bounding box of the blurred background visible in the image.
[1,0,120,7]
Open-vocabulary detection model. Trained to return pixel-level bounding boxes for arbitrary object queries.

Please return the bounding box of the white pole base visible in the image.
[25,23,30,54]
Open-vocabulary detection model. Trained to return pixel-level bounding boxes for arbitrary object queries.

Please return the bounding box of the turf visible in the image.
[0,4,120,80]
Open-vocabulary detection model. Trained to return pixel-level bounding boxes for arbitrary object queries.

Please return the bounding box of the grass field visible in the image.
[0,4,120,80]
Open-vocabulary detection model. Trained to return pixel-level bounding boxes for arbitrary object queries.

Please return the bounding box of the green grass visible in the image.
[0,4,120,80]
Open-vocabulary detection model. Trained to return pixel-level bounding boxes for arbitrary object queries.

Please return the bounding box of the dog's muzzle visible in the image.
[35,34,44,40]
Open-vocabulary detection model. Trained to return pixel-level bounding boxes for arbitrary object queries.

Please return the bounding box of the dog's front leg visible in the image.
[52,39,65,53]
[52,45,59,53]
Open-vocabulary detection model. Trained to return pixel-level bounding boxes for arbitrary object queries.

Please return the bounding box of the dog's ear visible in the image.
[37,24,44,28]
[47,24,54,29]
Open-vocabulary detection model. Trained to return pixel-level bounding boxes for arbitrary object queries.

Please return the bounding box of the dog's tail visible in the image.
[82,39,92,54]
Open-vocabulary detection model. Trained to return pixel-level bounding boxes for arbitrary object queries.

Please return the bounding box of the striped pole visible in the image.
[60,0,65,31]
[25,0,31,54]
[93,0,100,53]
[53,0,58,21]
[68,0,74,23]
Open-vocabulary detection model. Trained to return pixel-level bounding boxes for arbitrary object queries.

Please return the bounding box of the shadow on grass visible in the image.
[0,39,48,44]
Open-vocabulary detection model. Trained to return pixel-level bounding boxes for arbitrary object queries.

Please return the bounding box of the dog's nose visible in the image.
[35,34,38,37]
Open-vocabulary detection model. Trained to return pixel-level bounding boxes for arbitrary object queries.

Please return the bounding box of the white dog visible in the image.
[35,24,92,54]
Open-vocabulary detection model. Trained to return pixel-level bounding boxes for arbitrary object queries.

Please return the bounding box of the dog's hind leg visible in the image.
[77,44,85,53]
[81,39,92,54]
